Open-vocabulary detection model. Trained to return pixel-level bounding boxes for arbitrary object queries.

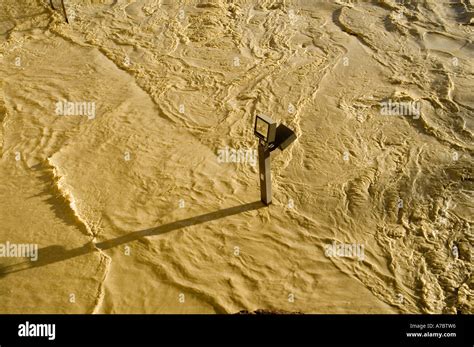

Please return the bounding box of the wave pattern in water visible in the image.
[0,0,472,314]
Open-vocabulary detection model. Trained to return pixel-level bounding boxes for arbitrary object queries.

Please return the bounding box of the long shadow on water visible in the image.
[0,201,264,278]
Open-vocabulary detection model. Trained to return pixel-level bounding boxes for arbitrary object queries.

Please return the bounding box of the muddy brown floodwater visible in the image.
[0,0,472,314]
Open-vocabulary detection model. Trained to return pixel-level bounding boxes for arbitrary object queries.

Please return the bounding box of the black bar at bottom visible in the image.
[0,314,471,345]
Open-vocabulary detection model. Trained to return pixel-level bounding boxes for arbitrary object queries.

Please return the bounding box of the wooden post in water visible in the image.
[254,114,297,206]
[258,141,272,205]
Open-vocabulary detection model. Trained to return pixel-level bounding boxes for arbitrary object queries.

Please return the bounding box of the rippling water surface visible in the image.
[0,0,472,314]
